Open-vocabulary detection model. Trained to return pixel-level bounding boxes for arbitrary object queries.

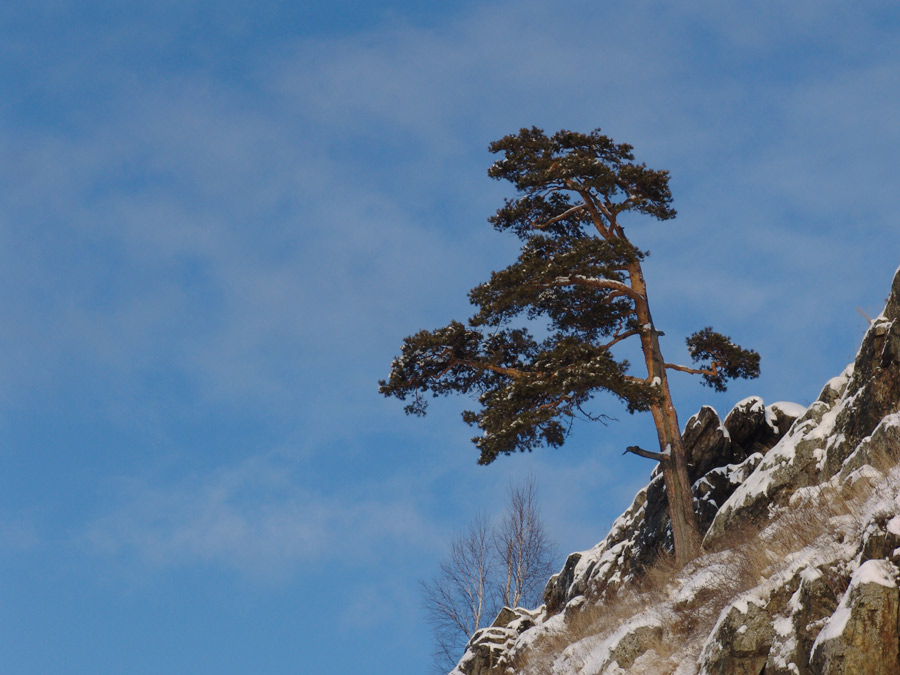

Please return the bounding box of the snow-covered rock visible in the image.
[453,607,544,675]
[698,592,773,675]
[449,263,900,675]
[809,560,900,674]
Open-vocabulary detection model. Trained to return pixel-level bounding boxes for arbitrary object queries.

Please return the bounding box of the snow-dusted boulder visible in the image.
[453,606,542,675]
[809,560,900,674]
[838,412,900,479]
[698,594,773,675]
[682,405,734,479]
[575,614,665,674]
[765,564,844,675]
[544,552,584,614]
[859,513,900,565]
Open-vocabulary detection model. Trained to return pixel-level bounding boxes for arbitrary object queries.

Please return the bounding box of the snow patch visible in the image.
[768,401,807,419]
[888,515,900,537]
[853,558,897,588]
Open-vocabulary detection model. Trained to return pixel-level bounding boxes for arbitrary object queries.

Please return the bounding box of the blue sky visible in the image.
[2,1,899,673]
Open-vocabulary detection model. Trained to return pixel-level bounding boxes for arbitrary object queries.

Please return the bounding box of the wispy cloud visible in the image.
[82,446,439,582]
[5,0,897,420]
[0,514,41,553]
[5,0,900,590]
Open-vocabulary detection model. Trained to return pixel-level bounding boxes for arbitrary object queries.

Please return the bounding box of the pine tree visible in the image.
[380,127,760,565]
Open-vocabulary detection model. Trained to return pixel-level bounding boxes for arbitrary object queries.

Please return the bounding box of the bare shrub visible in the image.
[422,514,495,672]
[494,477,558,610]
[766,479,871,560]
[636,550,680,599]
[422,477,558,672]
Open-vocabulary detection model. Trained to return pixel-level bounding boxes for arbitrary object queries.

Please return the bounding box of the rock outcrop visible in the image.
[450,263,900,674]
[809,560,900,675]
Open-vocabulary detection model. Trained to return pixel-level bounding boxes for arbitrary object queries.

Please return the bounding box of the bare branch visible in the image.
[421,515,495,672]
[532,203,587,230]
[664,362,718,377]
[493,477,557,610]
[602,328,640,350]
[623,445,668,462]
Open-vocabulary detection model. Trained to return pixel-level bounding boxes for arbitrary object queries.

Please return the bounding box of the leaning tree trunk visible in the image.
[628,261,703,565]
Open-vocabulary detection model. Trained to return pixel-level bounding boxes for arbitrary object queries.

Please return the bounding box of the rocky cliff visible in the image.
[451,264,900,675]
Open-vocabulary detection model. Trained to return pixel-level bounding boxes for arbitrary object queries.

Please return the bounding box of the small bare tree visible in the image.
[494,477,556,610]
[421,479,557,672]
[421,514,495,670]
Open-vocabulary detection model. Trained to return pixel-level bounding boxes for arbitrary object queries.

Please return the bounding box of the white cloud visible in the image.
[82,446,440,582]
[5,0,897,421]
[6,0,900,589]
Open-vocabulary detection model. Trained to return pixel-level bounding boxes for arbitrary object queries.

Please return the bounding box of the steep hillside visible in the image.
[452,264,900,675]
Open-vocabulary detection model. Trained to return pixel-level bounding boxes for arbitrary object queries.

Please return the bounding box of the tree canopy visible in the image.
[381,127,760,564]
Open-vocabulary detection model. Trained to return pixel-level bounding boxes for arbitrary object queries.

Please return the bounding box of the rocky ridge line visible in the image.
[451,263,900,675]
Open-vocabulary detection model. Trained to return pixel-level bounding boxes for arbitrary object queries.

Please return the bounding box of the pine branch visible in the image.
[602,328,640,350]
[545,274,642,301]
[567,183,612,237]
[532,203,586,230]
[450,358,534,380]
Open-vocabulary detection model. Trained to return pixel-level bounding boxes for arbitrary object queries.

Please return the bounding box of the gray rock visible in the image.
[543,552,582,614]
[698,595,774,674]
[824,282,900,474]
[809,560,900,674]
[838,412,900,478]
[704,400,836,549]
[694,453,764,534]
[723,396,779,455]
[766,564,845,675]
[767,401,806,437]
[683,406,733,480]
[455,606,540,675]
[606,621,664,671]
[858,516,900,565]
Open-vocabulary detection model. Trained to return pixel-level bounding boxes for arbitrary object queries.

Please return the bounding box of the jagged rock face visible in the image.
[556,397,798,603]
[682,406,733,479]
[826,270,900,463]
[702,392,844,548]
[450,266,900,675]
[765,564,843,675]
[463,397,801,675]
[706,269,900,549]
[543,552,583,614]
